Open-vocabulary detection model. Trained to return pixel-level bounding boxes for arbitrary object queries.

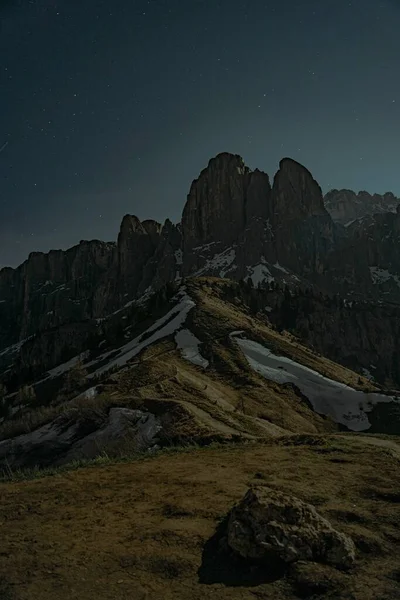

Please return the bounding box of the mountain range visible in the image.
[324,188,399,226]
[1,152,400,385]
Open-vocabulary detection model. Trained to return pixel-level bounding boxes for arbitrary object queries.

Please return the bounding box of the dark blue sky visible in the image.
[1,0,400,267]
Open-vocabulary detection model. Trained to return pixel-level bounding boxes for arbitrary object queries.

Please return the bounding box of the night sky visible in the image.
[1,0,400,268]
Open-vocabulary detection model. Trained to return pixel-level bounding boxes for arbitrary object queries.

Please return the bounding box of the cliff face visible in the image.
[181,153,264,274]
[0,217,180,350]
[0,240,115,349]
[268,158,335,277]
[181,153,252,249]
[180,154,336,282]
[2,151,400,380]
[275,293,400,387]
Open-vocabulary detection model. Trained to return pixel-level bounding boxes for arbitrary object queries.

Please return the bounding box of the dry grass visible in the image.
[0,404,66,441]
[0,278,376,446]
[0,288,342,445]
[0,435,399,600]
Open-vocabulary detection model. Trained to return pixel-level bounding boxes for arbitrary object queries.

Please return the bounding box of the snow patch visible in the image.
[0,339,28,358]
[175,329,209,368]
[193,241,216,252]
[49,284,69,295]
[369,266,400,288]
[74,386,99,401]
[89,290,196,377]
[229,330,245,337]
[362,368,375,382]
[234,336,398,432]
[48,353,89,378]
[195,247,237,278]
[247,259,274,286]
[174,249,183,265]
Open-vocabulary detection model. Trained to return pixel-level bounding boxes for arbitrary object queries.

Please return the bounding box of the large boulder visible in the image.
[61,407,162,464]
[227,486,356,570]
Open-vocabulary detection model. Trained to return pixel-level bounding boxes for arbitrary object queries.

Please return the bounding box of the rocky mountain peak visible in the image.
[119,214,146,237]
[272,157,326,219]
[141,219,163,244]
[384,191,397,201]
[182,152,251,255]
[116,215,162,297]
[207,151,247,170]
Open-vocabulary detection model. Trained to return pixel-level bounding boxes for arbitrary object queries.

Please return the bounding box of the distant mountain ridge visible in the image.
[324,188,399,226]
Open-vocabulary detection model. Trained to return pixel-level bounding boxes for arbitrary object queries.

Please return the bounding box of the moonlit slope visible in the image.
[234,336,399,431]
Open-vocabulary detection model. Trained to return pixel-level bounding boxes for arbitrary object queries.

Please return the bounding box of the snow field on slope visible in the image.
[89,290,196,377]
[234,336,398,431]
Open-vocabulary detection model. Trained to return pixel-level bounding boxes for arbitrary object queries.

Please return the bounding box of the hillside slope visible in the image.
[1,278,399,474]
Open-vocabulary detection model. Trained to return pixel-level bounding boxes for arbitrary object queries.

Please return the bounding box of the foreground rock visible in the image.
[0,407,162,471]
[227,486,356,570]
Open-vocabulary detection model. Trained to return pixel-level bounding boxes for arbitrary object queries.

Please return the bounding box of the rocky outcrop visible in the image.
[268,159,335,277]
[138,219,182,295]
[115,216,162,299]
[180,154,335,281]
[325,188,399,226]
[0,407,161,470]
[227,486,356,569]
[182,153,252,254]
[273,158,327,220]
[181,153,273,276]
